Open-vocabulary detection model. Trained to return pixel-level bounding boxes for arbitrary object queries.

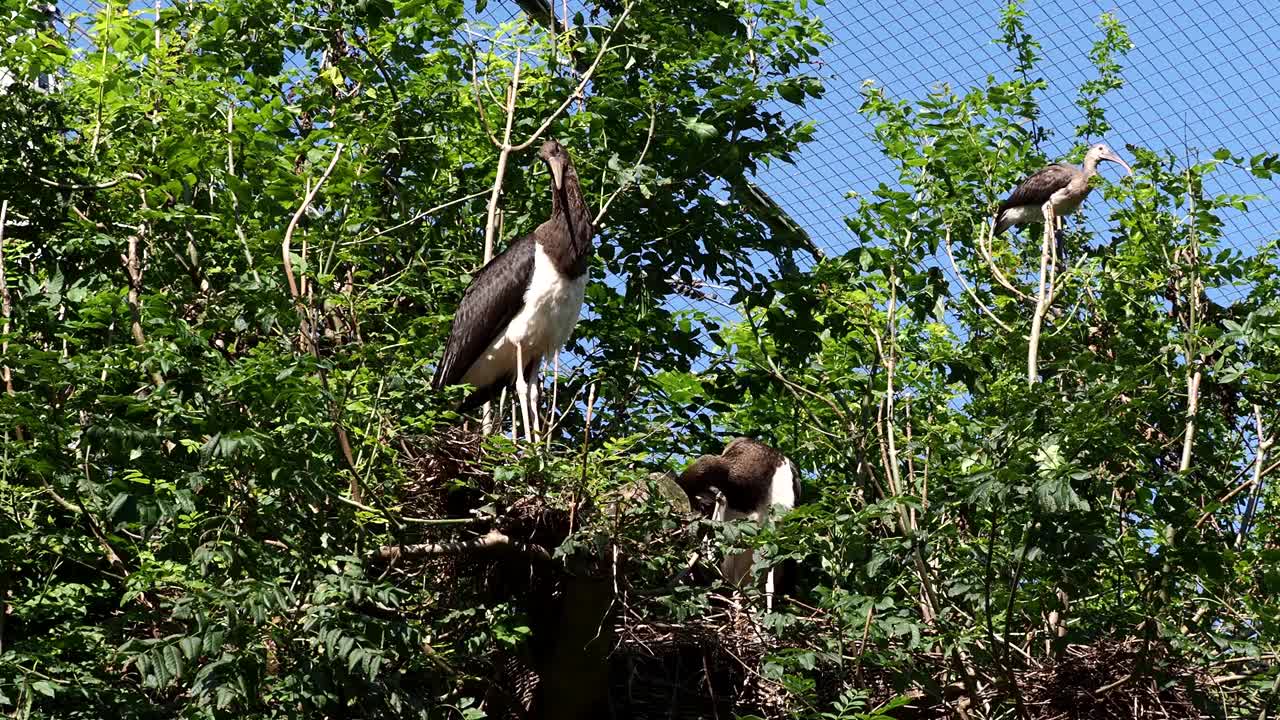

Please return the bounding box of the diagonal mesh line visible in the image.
[52,0,1280,316]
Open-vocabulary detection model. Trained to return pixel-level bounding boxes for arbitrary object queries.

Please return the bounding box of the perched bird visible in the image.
[432,139,593,441]
[994,143,1132,236]
[677,437,800,610]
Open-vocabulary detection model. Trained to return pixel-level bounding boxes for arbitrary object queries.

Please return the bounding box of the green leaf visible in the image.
[31,681,57,698]
[682,116,718,139]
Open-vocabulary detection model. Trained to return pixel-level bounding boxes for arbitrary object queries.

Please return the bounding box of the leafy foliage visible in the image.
[1,0,1278,718]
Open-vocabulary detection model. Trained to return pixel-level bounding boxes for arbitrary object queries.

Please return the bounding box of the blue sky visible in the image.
[49,0,1280,355]
[757,0,1280,306]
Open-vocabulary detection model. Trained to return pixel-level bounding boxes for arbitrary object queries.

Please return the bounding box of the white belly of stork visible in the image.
[1005,185,1091,228]
[461,241,586,442]
[461,242,587,390]
[716,460,797,610]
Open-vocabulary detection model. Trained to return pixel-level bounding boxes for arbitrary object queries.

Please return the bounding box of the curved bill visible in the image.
[548,156,566,190]
[1103,149,1133,176]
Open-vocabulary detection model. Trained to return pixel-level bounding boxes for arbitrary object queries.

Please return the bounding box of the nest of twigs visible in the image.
[611,601,774,718]
[396,427,490,519]
[610,597,892,719]
[1014,639,1205,720]
[389,437,1213,720]
[611,601,1212,720]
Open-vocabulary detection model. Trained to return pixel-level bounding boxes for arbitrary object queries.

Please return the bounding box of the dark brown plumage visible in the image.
[432,140,594,434]
[677,437,800,607]
[677,438,796,518]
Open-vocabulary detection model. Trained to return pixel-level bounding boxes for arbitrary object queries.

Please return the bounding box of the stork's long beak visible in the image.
[548,156,565,191]
[1105,151,1133,176]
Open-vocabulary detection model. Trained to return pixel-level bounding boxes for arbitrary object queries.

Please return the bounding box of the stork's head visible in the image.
[538,139,569,191]
[1086,143,1133,176]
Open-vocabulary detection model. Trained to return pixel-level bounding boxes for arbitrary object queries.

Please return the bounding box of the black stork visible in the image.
[676,437,800,610]
[431,139,593,441]
[994,143,1132,237]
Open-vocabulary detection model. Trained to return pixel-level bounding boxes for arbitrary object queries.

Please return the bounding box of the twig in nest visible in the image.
[369,529,554,565]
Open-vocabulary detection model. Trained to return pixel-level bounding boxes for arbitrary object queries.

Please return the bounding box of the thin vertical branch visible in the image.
[283,144,344,301]
[876,256,984,716]
[283,143,345,353]
[1179,371,1201,474]
[1239,407,1269,540]
[90,1,112,154]
[482,48,522,263]
[0,201,19,442]
[153,0,161,48]
[122,226,165,388]
[1180,170,1202,473]
[1027,210,1055,385]
[545,350,560,451]
[1236,405,1271,546]
[226,100,236,177]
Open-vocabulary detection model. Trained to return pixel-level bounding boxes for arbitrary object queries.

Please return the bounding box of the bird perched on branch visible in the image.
[994,143,1132,237]
[432,139,593,441]
[677,437,800,610]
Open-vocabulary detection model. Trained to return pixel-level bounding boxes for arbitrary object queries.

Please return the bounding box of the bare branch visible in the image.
[978,221,1033,302]
[37,173,143,190]
[1027,206,1056,385]
[283,143,346,301]
[469,45,501,148]
[1237,406,1273,544]
[594,107,657,227]
[122,230,166,388]
[510,2,634,153]
[943,227,1011,332]
[0,200,19,442]
[1179,371,1202,473]
[483,48,523,263]
[369,530,553,564]
[354,190,492,245]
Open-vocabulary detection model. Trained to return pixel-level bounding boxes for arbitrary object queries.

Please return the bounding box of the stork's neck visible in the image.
[1081,155,1101,178]
[544,163,594,277]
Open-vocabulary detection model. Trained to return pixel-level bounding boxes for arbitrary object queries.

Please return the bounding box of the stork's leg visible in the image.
[764,566,776,613]
[527,358,542,443]
[514,344,533,444]
[508,389,518,443]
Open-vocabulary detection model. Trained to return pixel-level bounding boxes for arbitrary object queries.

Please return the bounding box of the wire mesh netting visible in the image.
[757,0,1280,308]
[45,0,1280,315]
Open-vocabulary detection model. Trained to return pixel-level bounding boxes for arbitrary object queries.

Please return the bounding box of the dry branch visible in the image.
[978,221,1033,302]
[122,233,166,388]
[37,172,143,190]
[944,227,1011,332]
[282,143,345,302]
[0,200,19,442]
[369,529,554,564]
[594,107,657,227]
[1027,207,1056,385]
[510,2,633,154]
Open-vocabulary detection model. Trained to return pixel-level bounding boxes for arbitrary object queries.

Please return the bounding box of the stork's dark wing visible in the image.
[431,234,536,391]
[997,163,1076,214]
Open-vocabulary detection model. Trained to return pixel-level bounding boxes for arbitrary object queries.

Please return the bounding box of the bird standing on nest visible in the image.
[432,139,594,442]
[677,437,800,611]
[994,143,1133,237]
